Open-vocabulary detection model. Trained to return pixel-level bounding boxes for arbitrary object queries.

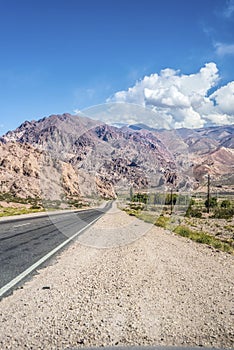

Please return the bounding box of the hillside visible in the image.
[134,124,234,188]
[0,114,233,201]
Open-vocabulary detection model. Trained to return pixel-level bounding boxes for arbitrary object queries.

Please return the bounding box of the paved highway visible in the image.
[0,202,112,298]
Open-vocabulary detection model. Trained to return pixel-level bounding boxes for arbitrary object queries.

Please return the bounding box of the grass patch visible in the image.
[0,192,41,206]
[136,212,157,224]
[0,206,44,217]
[173,225,233,254]
[155,215,171,228]
[123,207,171,228]
[212,207,234,219]
[224,225,234,233]
[123,205,233,254]
[122,208,138,216]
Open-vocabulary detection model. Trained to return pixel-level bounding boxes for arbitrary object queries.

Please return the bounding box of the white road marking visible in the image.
[13,223,31,228]
[0,215,101,298]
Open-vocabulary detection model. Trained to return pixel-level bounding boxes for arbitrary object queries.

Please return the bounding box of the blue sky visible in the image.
[0,0,234,133]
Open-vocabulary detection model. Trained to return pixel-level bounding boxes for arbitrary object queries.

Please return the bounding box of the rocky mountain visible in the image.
[130,123,234,188]
[0,114,184,199]
[0,113,233,201]
[0,142,80,200]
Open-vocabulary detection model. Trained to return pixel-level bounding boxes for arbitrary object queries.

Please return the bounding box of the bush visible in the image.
[173,225,233,254]
[204,196,217,209]
[212,207,234,219]
[221,199,231,209]
[186,207,202,218]
[30,205,42,210]
[123,208,137,216]
[131,193,149,204]
[155,215,170,228]
[129,202,145,211]
[165,193,178,205]
[173,226,191,237]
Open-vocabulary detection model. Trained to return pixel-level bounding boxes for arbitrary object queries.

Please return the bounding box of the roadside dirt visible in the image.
[0,204,233,349]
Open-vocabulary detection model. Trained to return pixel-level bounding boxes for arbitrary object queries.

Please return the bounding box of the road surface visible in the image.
[0,202,111,298]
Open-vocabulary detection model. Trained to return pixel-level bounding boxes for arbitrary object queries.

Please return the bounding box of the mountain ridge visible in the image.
[0,113,233,201]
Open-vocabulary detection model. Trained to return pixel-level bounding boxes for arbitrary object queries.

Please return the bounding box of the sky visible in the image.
[0,0,234,133]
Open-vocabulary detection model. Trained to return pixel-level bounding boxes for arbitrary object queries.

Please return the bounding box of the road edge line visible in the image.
[0,214,102,299]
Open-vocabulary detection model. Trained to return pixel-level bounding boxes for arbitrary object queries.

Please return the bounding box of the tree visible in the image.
[165,193,178,205]
[132,192,148,204]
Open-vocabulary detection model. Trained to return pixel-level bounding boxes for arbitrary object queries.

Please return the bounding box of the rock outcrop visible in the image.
[1,113,233,199]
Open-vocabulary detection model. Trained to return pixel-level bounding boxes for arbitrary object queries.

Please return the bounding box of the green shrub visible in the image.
[165,193,178,205]
[30,205,42,210]
[155,215,170,228]
[204,196,218,209]
[212,207,234,219]
[173,225,233,254]
[131,192,149,204]
[129,202,145,210]
[221,199,231,209]
[123,208,137,216]
[173,226,191,237]
[186,207,202,218]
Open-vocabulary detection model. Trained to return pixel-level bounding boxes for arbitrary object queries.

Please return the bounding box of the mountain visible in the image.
[1,114,233,201]
[130,123,234,188]
[0,114,187,200]
[0,142,80,200]
[129,123,234,150]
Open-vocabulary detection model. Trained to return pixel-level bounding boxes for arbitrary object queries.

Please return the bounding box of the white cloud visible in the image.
[215,42,234,56]
[144,85,191,108]
[210,81,234,114]
[205,113,233,126]
[106,62,234,129]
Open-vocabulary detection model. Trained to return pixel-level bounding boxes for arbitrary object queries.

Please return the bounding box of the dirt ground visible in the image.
[0,204,233,349]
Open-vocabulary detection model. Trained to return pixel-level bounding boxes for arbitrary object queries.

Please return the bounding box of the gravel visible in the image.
[0,204,233,349]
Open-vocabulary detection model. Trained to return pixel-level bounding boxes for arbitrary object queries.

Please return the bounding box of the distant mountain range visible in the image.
[0,113,233,201]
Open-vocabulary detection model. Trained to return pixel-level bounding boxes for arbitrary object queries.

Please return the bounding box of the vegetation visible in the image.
[131,192,149,204]
[221,199,231,208]
[122,190,234,254]
[0,191,86,217]
[165,193,178,205]
[0,206,44,217]
[155,215,171,228]
[212,207,234,219]
[205,196,218,209]
[0,192,42,206]
[0,192,44,217]
[173,225,233,254]
[185,199,203,218]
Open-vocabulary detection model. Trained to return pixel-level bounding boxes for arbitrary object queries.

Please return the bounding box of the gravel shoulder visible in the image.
[0,204,233,349]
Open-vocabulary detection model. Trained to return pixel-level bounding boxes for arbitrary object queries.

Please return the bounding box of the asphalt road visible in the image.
[0,202,112,297]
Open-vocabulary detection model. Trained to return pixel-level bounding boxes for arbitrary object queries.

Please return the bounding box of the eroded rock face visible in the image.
[149,125,234,187]
[0,114,180,195]
[0,114,233,199]
[0,142,81,200]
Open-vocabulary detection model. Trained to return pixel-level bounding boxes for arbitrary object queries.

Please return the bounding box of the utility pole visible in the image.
[130,186,133,201]
[207,174,210,214]
[170,187,173,215]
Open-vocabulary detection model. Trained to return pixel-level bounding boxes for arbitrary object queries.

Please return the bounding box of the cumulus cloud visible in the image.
[107,62,234,129]
[210,81,234,114]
